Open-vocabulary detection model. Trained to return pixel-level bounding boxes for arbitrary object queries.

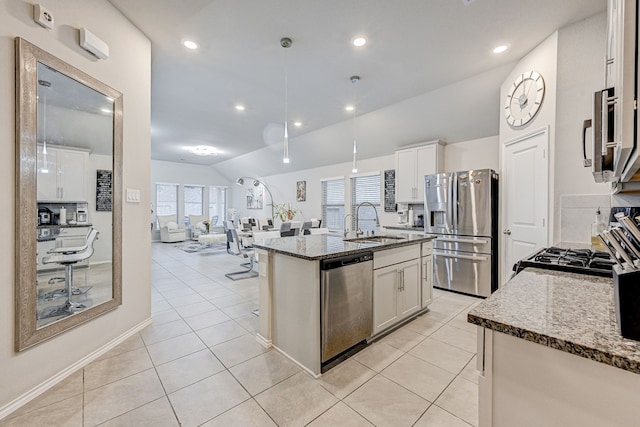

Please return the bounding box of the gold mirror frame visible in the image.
[15,38,122,351]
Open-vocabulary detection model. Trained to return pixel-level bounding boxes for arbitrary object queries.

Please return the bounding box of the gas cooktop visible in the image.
[513,247,616,277]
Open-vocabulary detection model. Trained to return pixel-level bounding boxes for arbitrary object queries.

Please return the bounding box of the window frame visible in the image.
[321,176,346,232]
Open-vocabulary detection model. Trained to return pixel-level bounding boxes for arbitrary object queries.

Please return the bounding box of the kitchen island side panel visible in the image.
[271,252,321,376]
[485,329,640,427]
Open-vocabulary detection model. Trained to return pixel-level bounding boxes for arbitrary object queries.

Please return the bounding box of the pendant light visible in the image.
[281,37,292,164]
[38,79,51,173]
[350,75,360,173]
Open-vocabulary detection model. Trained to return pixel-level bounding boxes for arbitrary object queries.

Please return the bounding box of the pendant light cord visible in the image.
[281,37,292,163]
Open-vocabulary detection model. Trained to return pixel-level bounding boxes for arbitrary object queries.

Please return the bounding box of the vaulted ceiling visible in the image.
[109,0,606,178]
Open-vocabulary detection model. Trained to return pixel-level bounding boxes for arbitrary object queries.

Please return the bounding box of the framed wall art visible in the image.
[296,180,306,202]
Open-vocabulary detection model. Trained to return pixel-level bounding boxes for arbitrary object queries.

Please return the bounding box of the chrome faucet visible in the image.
[355,202,380,236]
[343,213,353,237]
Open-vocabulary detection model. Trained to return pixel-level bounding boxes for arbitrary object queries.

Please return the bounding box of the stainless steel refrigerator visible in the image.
[424,169,498,297]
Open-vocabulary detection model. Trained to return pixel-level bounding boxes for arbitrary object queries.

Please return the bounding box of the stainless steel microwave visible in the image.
[583,0,640,189]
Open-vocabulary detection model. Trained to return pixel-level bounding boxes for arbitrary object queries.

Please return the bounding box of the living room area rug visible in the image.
[173,241,227,254]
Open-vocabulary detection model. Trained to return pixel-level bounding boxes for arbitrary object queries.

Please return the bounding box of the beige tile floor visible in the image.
[2,242,482,427]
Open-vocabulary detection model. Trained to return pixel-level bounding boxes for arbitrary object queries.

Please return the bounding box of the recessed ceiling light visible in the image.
[345,105,355,112]
[186,145,218,156]
[294,121,302,127]
[352,36,367,47]
[183,40,199,50]
[492,45,508,54]
[235,104,245,111]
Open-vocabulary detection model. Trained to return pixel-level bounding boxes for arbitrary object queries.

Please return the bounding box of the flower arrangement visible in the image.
[274,203,301,222]
[202,219,210,233]
[227,208,238,221]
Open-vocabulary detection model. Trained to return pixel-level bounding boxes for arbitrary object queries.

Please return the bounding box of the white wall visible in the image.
[499,32,559,246]
[0,0,151,413]
[444,136,500,173]
[230,155,397,228]
[230,136,503,228]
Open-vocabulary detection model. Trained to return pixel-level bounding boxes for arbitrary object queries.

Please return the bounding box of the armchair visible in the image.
[157,214,186,243]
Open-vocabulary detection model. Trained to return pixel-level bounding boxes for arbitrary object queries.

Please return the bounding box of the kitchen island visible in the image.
[252,232,435,376]
[468,268,640,426]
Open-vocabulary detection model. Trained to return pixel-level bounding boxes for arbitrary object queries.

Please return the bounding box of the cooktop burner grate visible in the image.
[514,247,615,277]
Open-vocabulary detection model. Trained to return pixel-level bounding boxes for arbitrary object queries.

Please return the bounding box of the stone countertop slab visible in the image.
[468,268,640,374]
[252,233,435,261]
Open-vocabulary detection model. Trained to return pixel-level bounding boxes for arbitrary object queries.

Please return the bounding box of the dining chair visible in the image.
[224,227,258,281]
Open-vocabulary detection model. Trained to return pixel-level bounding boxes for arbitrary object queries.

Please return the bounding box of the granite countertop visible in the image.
[252,233,435,261]
[468,268,640,374]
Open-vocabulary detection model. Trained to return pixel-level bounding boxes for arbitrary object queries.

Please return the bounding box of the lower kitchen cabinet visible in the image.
[373,258,421,335]
[421,241,433,308]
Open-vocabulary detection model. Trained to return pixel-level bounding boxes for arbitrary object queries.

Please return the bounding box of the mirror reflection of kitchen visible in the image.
[35,62,113,328]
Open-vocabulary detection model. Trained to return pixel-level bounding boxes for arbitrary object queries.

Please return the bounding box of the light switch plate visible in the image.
[126,189,141,203]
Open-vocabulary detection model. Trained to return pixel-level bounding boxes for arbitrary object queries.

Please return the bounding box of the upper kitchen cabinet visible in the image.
[395,141,444,203]
[37,145,88,202]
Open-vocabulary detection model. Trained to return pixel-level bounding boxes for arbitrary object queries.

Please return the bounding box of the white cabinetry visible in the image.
[421,241,433,308]
[37,145,88,201]
[373,245,421,335]
[395,141,444,203]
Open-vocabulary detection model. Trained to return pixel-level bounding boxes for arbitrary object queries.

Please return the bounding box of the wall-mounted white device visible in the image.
[79,27,109,60]
[33,4,54,30]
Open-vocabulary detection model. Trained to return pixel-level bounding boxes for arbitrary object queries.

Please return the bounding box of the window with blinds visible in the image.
[351,174,381,232]
[321,178,345,231]
[184,185,204,225]
[156,183,178,217]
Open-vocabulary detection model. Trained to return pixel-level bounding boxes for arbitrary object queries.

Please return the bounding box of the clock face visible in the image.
[504,70,545,127]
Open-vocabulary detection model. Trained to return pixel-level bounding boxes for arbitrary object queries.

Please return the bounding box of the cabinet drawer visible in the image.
[374,245,420,269]
[421,241,433,256]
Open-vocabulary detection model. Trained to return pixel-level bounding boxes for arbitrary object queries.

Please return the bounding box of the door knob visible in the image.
[503,229,512,235]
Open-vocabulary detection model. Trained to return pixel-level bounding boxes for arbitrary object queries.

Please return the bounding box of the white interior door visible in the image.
[502,127,549,285]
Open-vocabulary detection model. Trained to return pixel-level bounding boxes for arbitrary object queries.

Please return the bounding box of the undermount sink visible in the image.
[345,235,407,244]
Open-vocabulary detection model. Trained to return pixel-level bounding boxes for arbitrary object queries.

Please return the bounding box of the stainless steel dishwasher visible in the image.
[320,252,373,364]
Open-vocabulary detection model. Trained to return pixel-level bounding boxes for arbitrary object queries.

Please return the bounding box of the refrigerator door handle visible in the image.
[452,173,458,231]
[437,237,490,245]
[434,251,489,262]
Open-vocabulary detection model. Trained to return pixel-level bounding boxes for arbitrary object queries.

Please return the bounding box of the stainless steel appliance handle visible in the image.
[582,119,592,167]
[453,174,458,230]
[437,237,490,245]
[601,92,608,156]
[434,251,488,262]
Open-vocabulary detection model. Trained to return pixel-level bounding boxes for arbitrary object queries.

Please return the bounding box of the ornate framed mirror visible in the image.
[15,37,122,351]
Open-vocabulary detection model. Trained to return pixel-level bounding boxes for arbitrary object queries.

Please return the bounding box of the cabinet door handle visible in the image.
[397,270,402,291]
[401,270,405,291]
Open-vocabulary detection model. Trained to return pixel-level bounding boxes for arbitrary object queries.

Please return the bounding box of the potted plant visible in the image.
[274,203,301,222]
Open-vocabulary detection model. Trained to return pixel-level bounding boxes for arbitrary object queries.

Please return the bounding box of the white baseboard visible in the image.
[255,333,272,349]
[0,317,152,420]
[272,344,321,379]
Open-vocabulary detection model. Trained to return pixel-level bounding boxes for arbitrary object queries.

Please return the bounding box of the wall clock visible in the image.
[504,70,545,127]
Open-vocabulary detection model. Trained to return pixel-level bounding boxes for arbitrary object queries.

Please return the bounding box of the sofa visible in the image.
[157,214,186,243]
